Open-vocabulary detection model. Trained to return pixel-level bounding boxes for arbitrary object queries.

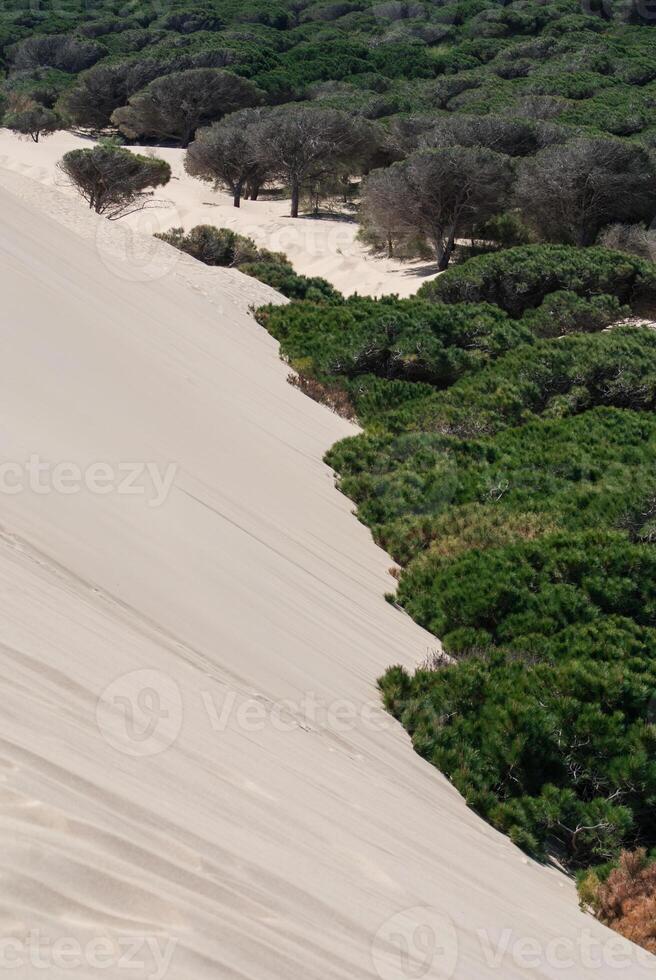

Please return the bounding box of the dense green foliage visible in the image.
[260,295,530,384]
[4,99,59,140]
[393,326,656,435]
[6,0,656,277]
[2,0,656,150]
[237,261,340,301]
[257,242,656,870]
[327,406,656,563]
[379,615,656,864]
[420,244,656,315]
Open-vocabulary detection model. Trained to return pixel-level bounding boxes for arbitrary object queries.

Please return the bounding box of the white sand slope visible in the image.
[0,129,438,298]
[0,165,651,980]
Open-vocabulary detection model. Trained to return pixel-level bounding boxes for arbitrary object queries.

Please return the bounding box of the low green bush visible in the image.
[155,224,285,267]
[257,296,531,385]
[520,291,628,338]
[380,616,656,864]
[420,244,656,317]
[238,261,339,301]
[396,529,656,647]
[328,407,656,561]
[416,327,656,434]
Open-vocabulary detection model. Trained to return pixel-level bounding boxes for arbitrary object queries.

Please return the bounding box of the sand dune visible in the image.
[0,129,437,298]
[0,160,652,979]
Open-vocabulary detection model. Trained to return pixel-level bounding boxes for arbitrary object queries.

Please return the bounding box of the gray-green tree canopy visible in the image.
[362,146,513,270]
[5,103,60,142]
[185,108,273,208]
[111,69,262,147]
[251,105,370,218]
[10,34,105,73]
[58,145,171,218]
[516,138,656,246]
[58,61,164,131]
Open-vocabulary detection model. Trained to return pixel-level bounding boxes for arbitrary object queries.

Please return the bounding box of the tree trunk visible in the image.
[580,225,596,247]
[387,237,394,259]
[290,179,300,219]
[435,228,456,271]
[233,181,243,208]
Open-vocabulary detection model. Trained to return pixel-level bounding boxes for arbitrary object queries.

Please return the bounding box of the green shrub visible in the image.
[520,291,628,338]
[397,527,656,645]
[420,244,656,316]
[257,295,531,385]
[155,225,272,266]
[239,261,340,301]
[419,327,656,434]
[379,615,656,864]
[328,406,656,561]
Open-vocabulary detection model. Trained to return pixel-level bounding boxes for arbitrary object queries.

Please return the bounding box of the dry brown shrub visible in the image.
[591,849,656,954]
[287,372,356,421]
